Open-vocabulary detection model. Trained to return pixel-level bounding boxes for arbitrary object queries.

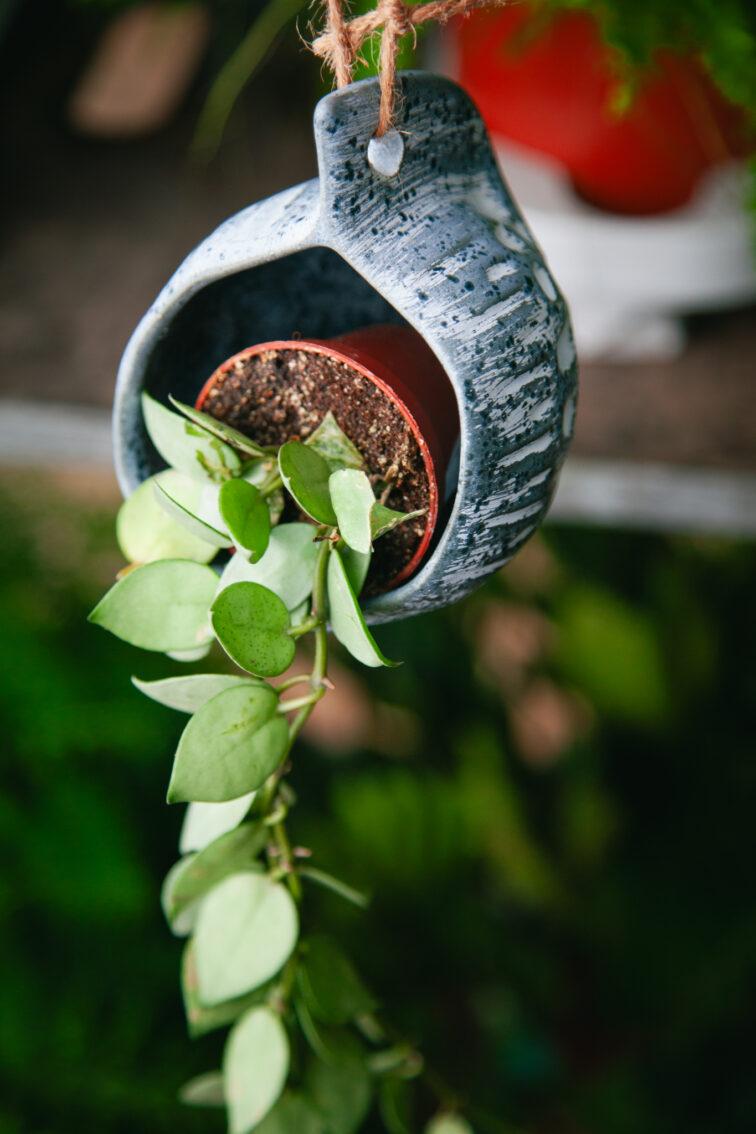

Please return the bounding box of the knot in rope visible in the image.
[312,0,491,138]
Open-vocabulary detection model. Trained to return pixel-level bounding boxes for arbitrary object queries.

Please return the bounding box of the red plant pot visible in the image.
[196,324,459,589]
[454,5,751,215]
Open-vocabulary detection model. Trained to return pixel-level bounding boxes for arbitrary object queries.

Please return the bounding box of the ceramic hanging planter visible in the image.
[195,323,458,593]
[113,71,578,622]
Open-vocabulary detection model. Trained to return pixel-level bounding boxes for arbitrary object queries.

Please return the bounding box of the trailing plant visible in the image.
[89,393,474,1134]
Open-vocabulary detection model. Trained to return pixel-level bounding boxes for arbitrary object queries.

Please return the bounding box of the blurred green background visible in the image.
[1,468,754,1134]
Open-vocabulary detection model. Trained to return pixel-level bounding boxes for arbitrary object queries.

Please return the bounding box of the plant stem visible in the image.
[191,0,305,160]
[260,474,283,499]
[263,541,332,901]
[275,673,312,693]
[278,691,323,713]
[298,866,370,909]
[271,817,302,900]
[310,541,330,691]
[287,615,319,639]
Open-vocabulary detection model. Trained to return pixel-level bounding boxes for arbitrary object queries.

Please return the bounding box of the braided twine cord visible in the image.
[312,0,494,136]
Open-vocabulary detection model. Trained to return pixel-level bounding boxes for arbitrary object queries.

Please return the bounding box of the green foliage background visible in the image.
[2,469,754,1133]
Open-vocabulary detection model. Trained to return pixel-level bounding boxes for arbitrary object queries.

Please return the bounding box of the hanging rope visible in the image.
[311,0,494,136]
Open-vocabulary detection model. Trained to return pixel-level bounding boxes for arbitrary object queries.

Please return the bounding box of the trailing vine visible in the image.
[89,393,474,1134]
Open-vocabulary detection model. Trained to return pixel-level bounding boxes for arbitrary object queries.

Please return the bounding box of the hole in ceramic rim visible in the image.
[367,130,404,177]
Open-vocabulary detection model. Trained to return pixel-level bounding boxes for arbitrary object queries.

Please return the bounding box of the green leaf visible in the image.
[305,411,364,472]
[379,1079,413,1134]
[299,867,369,909]
[425,1116,475,1134]
[167,684,288,802]
[243,460,285,523]
[195,873,298,1004]
[255,1093,327,1134]
[329,469,374,554]
[279,442,337,525]
[154,477,231,548]
[305,1034,372,1134]
[116,474,217,565]
[161,856,201,936]
[162,823,267,928]
[326,550,397,668]
[132,672,262,713]
[88,560,217,652]
[223,1008,290,1134]
[169,395,268,458]
[298,937,376,1026]
[179,1071,225,1108]
[217,525,319,611]
[219,479,271,561]
[340,546,371,597]
[371,502,426,541]
[295,994,333,1063]
[142,392,241,481]
[182,941,274,1037]
[211,582,296,677]
[167,641,213,663]
[180,793,257,854]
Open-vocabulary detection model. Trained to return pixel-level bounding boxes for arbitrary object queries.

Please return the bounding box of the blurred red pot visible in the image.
[453,4,751,215]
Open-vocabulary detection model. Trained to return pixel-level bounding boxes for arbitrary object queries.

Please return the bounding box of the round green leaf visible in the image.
[298,937,376,1026]
[255,1093,327,1134]
[116,474,216,565]
[371,502,426,541]
[329,469,374,554]
[167,684,288,802]
[132,672,262,713]
[326,550,396,668]
[242,461,285,523]
[379,1079,413,1134]
[179,1071,225,1108]
[279,442,337,525]
[161,856,201,936]
[211,582,296,677]
[162,823,267,928]
[305,1035,371,1134]
[340,546,371,597]
[217,525,319,611]
[167,641,213,663]
[223,1008,290,1134]
[182,941,273,1038]
[180,793,257,854]
[305,411,364,472]
[195,873,298,1004]
[169,395,268,458]
[219,479,271,561]
[142,392,241,481]
[88,560,217,652]
[425,1116,475,1134]
[154,478,231,548]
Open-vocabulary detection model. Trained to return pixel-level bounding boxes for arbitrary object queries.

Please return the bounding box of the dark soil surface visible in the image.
[202,346,432,593]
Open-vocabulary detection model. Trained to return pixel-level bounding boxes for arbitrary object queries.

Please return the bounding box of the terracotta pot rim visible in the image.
[195,336,440,590]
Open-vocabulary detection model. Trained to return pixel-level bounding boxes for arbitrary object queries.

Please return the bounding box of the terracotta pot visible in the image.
[196,324,459,589]
[453,5,751,215]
